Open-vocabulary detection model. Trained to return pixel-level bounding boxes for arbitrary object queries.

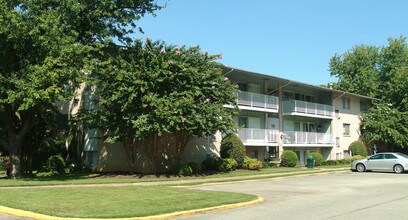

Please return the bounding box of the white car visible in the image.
[351,152,408,173]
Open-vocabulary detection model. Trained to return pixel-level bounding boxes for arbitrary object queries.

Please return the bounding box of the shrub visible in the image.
[220,133,246,168]
[262,162,270,168]
[281,150,298,167]
[46,155,65,174]
[308,152,323,166]
[178,165,193,176]
[187,162,201,174]
[201,155,222,171]
[218,158,238,172]
[348,141,368,157]
[351,155,366,161]
[172,163,193,176]
[322,160,339,166]
[242,156,263,170]
[0,156,6,171]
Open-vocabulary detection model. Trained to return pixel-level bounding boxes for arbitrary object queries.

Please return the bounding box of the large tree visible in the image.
[86,39,238,174]
[0,0,160,178]
[329,37,408,151]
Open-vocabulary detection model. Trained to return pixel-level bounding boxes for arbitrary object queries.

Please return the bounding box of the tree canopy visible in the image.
[329,37,408,151]
[0,0,160,177]
[86,39,239,173]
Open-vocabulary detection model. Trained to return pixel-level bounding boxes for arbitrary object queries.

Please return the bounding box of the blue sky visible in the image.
[132,0,408,86]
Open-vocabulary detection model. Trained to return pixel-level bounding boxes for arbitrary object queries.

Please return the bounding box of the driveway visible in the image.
[178,172,408,220]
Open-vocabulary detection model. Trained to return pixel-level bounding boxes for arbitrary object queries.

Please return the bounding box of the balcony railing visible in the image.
[283,131,334,145]
[238,128,279,143]
[283,100,334,117]
[237,91,278,110]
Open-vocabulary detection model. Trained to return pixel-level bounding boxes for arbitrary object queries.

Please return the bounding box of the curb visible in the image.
[0,197,264,220]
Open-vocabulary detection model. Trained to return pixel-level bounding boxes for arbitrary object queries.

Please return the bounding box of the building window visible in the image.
[342,97,350,109]
[251,150,258,159]
[343,123,350,136]
[360,101,368,111]
[238,117,247,128]
[237,83,247,91]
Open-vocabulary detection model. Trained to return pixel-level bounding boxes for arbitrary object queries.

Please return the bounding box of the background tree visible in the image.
[0,0,160,178]
[329,37,408,152]
[86,39,238,174]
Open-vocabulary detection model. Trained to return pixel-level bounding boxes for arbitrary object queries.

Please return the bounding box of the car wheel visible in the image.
[356,163,366,172]
[393,164,404,174]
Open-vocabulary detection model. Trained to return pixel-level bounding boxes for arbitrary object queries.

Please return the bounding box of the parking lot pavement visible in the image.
[0,213,31,220]
[177,171,408,220]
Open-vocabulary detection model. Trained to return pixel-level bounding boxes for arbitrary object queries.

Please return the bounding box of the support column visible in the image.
[278,83,284,159]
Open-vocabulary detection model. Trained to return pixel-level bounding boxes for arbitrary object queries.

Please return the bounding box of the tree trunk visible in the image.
[123,136,136,175]
[4,104,33,178]
[175,131,191,163]
[8,144,21,178]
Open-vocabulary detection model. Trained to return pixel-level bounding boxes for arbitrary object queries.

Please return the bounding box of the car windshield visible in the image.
[395,153,408,159]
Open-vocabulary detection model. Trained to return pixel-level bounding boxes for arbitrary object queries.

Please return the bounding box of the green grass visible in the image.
[0,166,350,187]
[0,186,256,218]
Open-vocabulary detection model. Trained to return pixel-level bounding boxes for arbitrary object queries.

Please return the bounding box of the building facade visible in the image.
[68,66,375,172]
[224,67,375,165]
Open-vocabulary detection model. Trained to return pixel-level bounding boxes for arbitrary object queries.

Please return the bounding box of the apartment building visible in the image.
[224,67,375,165]
[72,65,375,172]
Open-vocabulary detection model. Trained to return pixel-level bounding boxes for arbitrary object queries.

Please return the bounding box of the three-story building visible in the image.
[224,67,375,165]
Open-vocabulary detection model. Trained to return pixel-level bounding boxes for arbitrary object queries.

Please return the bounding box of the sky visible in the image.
[131,0,408,86]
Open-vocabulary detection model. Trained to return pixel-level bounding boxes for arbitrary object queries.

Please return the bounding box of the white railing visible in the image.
[238,128,279,143]
[283,131,334,145]
[283,100,334,117]
[237,91,278,110]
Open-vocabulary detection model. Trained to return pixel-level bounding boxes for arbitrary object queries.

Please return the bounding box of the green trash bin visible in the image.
[307,156,315,169]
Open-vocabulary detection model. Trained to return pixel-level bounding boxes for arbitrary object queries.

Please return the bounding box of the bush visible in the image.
[46,155,65,174]
[351,155,366,161]
[220,133,246,168]
[172,163,193,176]
[348,141,368,157]
[187,162,201,174]
[242,156,263,170]
[218,158,238,172]
[262,162,270,168]
[0,156,6,171]
[308,152,323,166]
[202,155,222,171]
[321,160,339,166]
[281,150,298,167]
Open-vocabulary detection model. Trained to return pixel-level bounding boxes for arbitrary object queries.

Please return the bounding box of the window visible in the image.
[237,83,247,91]
[385,154,397,159]
[295,151,301,162]
[238,117,248,128]
[251,150,258,159]
[343,123,350,136]
[369,154,384,160]
[360,101,368,111]
[342,97,350,109]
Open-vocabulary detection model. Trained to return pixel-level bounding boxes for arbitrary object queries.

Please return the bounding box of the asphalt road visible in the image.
[2,171,408,220]
[178,171,408,220]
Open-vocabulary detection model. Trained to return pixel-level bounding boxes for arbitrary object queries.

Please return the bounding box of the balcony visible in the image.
[238,128,279,146]
[283,100,334,118]
[283,131,334,146]
[236,91,278,112]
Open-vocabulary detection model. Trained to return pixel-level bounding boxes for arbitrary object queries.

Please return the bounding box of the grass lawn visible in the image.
[0,186,256,218]
[0,166,350,187]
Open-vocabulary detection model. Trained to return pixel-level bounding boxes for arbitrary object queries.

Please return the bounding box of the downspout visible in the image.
[331,91,346,160]
[273,80,292,161]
